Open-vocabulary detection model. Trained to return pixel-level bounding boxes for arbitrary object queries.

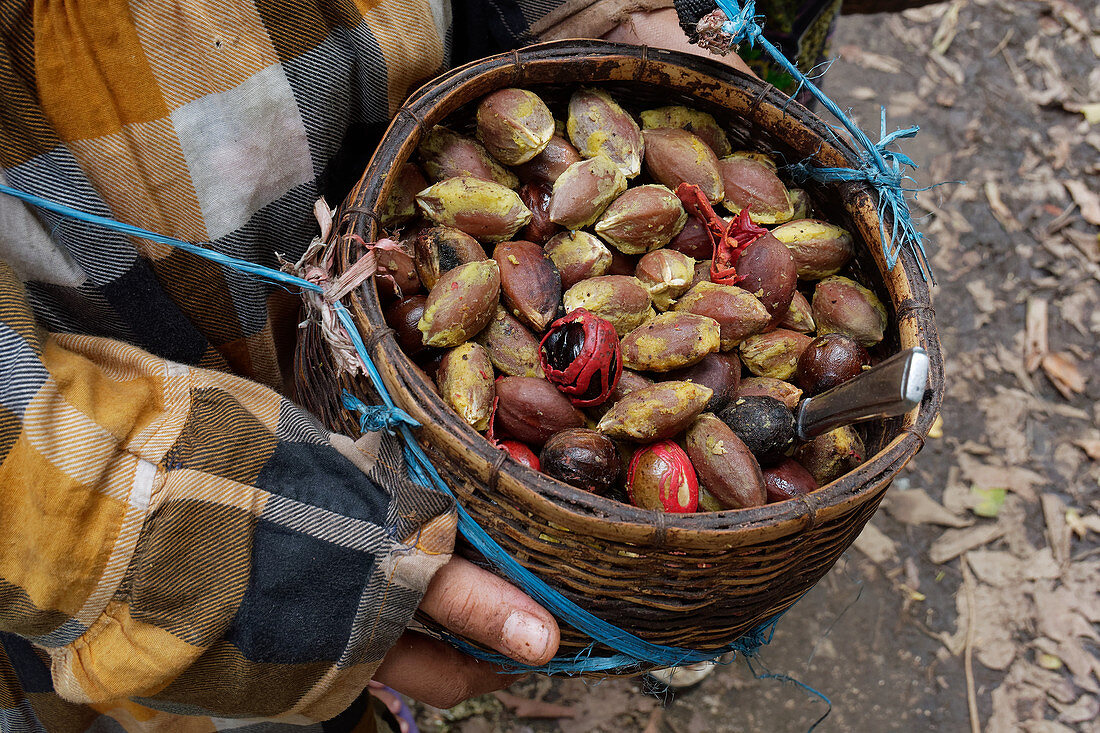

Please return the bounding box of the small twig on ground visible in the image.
[961,556,981,733]
[642,707,664,733]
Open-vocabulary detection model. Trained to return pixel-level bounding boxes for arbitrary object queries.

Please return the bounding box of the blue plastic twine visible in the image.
[0,182,782,674]
[714,0,935,283]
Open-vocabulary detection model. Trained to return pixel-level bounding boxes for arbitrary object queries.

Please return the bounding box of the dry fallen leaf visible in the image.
[1025,297,1049,372]
[853,521,899,566]
[930,0,961,55]
[492,691,576,719]
[929,523,1006,564]
[1040,351,1087,400]
[1064,179,1100,225]
[883,488,973,527]
[836,45,904,73]
[985,180,1022,232]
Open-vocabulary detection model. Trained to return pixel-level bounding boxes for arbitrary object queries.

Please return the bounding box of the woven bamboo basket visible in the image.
[300,40,943,666]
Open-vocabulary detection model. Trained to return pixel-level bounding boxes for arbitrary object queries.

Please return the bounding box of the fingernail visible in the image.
[501,610,552,663]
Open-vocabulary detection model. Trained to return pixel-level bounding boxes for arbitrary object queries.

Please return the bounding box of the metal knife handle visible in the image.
[795,347,929,441]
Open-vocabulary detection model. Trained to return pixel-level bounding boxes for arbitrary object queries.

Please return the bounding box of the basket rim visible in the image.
[337,40,944,545]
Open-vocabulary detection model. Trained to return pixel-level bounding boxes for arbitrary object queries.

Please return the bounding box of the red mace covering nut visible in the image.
[627,440,699,513]
[539,309,623,407]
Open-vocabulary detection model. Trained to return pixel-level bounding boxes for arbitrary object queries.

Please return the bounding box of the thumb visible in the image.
[419,555,560,666]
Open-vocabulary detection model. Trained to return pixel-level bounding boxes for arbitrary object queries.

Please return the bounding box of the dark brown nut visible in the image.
[795,425,865,485]
[634,249,696,311]
[381,162,428,228]
[620,312,720,372]
[639,105,731,157]
[735,233,798,327]
[437,342,495,431]
[690,259,712,290]
[673,281,770,350]
[667,352,741,413]
[739,329,813,381]
[763,459,819,503]
[626,440,699,513]
[684,413,766,509]
[608,249,641,277]
[494,376,586,446]
[597,380,712,442]
[548,156,627,230]
[385,294,431,358]
[718,153,794,225]
[418,259,500,347]
[539,428,622,494]
[413,226,487,290]
[668,215,713,259]
[606,369,653,403]
[737,376,803,411]
[518,181,561,244]
[418,126,519,188]
[567,87,644,178]
[563,275,653,337]
[476,88,554,166]
[788,188,812,219]
[515,135,583,184]
[594,185,687,255]
[719,395,797,467]
[494,240,562,332]
[641,128,724,204]
[375,248,421,300]
[796,332,871,396]
[778,290,815,333]
[474,305,545,378]
[812,276,888,347]
[544,231,613,289]
[771,219,855,279]
[416,177,531,242]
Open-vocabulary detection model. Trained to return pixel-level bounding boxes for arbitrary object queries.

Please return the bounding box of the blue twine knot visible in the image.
[716,0,764,47]
[341,391,420,434]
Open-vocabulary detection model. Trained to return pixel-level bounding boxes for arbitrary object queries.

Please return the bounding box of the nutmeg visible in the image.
[620,312,721,372]
[734,233,798,327]
[667,352,741,413]
[544,231,613,289]
[494,240,562,332]
[597,381,712,442]
[540,428,622,494]
[718,152,794,225]
[418,125,519,188]
[634,249,696,311]
[567,87,644,178]
[594,184,687,255]
[639,105,731,157]
[563,275,653,338]
[494,376,586,447]
[684,413,766,509]
[413,226,487,290]
[436,342,495,431]
[626,440,699,513]
[796,332,871,396]
[641,127,724,204]
[739,329,813,381]
[763,459,819,503]
[416,176,531,242]
[548,156,627,230]
[812,276,888,347]
[418,259,500,347]
[770,219,854,280]
[476,87,554,166]
[673,281,771,351]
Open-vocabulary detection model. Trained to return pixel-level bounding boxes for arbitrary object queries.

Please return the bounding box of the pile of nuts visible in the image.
[376,85,889,514]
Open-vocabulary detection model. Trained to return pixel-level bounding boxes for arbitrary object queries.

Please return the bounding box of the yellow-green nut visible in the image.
[597,381,713,442]
[811,276,888,347]
[476,88,555,166]
[417,125,519,188]
[634,249,696,311]
[640,105,731,157]
[738,329,813,381]
[771,219,854,279]
[436,342,496,431]
[562,275,653,338]
[673,281,771,350]
[416,176,532,243]
[418,259,501,348]
[474,305,545,378]
[548,156,627,230]
[620,312,721,372]
[544,231,613,290]
[567,87,644,178]
[718,153,794,225]
[594,184,687,255]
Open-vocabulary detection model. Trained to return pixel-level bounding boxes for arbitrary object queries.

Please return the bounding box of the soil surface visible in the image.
[412,1,1100,730]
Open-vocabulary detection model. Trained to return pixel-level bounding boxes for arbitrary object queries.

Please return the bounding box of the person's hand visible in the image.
[371,555,560,709]
[603,8,754,76]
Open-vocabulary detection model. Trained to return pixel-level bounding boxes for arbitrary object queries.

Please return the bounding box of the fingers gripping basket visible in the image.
[306,40,943,668]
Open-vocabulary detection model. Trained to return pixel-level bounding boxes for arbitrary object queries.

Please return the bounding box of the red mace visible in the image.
[539,309,623,407]
[675,183,768,286]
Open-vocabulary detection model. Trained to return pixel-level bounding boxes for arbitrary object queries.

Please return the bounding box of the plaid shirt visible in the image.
[0,1,574,730]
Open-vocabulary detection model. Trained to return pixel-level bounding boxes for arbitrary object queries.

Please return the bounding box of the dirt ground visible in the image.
[412,1,1100,730]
